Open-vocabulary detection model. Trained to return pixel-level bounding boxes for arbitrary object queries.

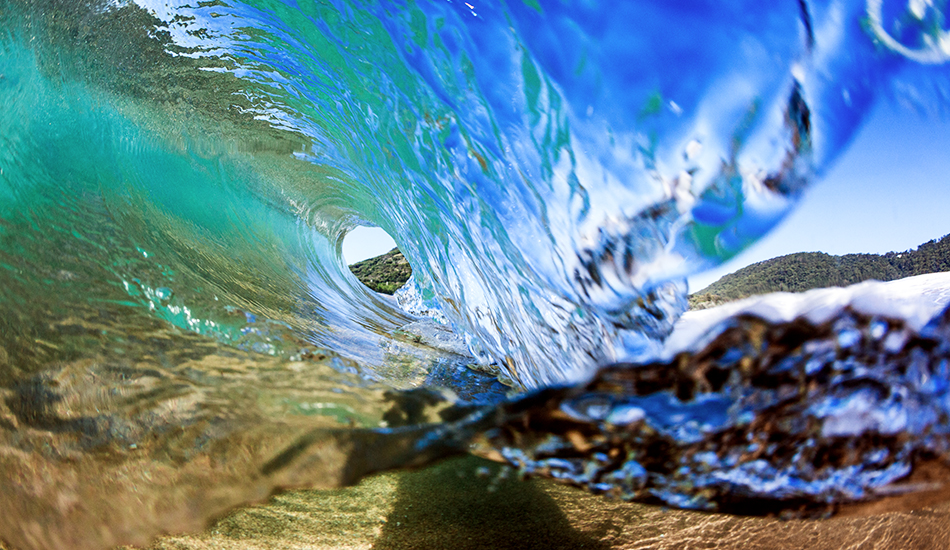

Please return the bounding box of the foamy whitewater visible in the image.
[0,1,948,548]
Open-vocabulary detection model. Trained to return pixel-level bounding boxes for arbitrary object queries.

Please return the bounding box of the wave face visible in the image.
[0,0,948,548]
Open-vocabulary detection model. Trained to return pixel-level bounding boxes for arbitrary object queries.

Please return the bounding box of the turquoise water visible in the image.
[1,1,949,548]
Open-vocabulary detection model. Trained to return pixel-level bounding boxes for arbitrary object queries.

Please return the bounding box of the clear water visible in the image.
[0,0,949,548]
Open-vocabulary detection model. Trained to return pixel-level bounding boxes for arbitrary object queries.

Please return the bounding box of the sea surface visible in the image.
[1,1,949,548]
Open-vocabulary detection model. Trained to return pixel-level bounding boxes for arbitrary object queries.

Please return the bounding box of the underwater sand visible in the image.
[98,456,950,550]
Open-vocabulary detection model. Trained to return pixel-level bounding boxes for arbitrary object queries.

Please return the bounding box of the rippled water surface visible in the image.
[1,1,949,548]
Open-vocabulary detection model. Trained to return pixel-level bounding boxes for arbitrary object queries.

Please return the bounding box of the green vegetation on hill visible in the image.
[351,235,950,301]
[689,233,950,309]
[349,248,412,294]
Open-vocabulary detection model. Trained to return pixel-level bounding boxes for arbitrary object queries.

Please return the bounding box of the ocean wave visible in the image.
[0,0,948,548]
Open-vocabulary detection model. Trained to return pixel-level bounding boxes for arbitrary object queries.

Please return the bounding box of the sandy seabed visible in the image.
[64,456,949,550]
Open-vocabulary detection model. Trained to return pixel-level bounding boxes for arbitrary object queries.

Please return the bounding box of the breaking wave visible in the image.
[0,0,948,548]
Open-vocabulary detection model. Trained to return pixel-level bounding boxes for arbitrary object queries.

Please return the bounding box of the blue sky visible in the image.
[344,101,950,291]
[342,225,398,265]
[687,101,950,291]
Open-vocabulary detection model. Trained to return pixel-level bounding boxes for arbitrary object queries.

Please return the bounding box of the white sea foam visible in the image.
[665,272,950,359]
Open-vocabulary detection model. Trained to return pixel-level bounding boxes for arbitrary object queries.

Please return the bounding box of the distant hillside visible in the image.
[689,233,950,309]
[348,248,412,294]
